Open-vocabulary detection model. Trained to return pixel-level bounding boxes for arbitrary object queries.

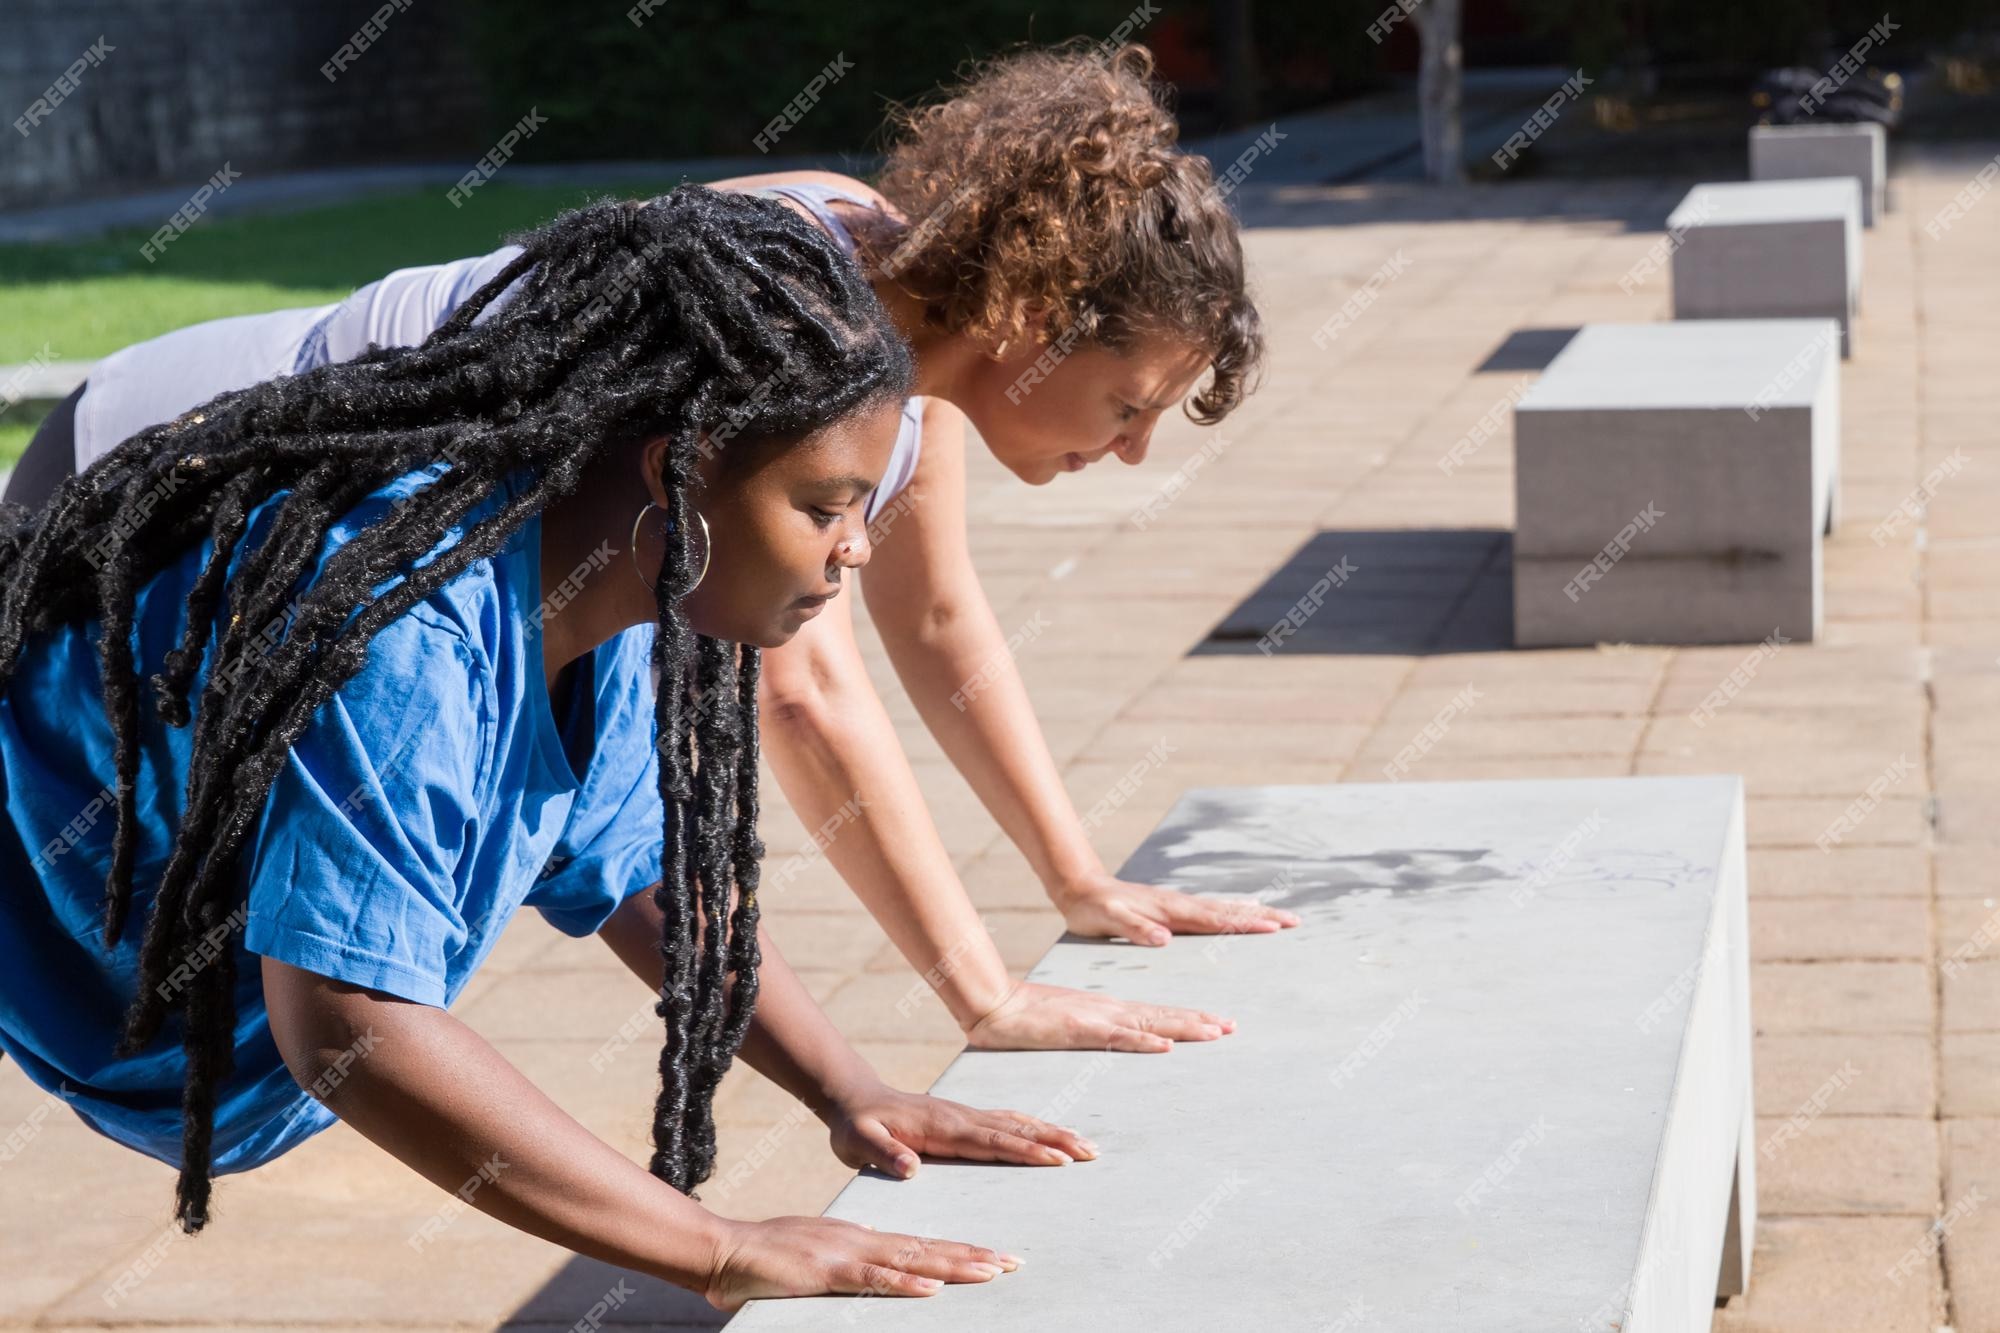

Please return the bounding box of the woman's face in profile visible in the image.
[649,397,904,648]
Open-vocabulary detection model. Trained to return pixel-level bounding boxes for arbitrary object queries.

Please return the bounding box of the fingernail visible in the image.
[1000,1253,1025,1269]
[914,1277,943,1291]
[1047,1149,1073,1165]
[1078,1139,1101,1156]
[897,1155,919,1177]
[972,1263,1004,1279]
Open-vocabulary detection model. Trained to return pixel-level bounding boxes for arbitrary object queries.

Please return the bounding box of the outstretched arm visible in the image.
[862,400,1298,945]
[595,887,1091,1173]
[261,954,1013,1309]
[759,569,1232,1052]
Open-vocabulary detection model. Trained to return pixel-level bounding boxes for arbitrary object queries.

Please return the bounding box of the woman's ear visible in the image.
[639,435,675,508]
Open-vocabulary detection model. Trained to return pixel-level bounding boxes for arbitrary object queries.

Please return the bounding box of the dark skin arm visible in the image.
[595,886,1098,1176]
[260,953,1018,1309]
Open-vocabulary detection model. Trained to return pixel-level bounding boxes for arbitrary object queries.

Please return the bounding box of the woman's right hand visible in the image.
[702,1215,1021,1311]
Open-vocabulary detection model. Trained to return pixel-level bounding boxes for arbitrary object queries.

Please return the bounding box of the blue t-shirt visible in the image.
[0,466,665,1172]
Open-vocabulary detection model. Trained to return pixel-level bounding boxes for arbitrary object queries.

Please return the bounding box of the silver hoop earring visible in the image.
[630,503,711,593]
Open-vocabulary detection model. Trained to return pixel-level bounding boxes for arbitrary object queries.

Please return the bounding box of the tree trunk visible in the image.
[1412,0,1465,185]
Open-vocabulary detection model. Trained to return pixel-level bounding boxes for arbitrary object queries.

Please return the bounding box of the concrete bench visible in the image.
[1750,123,1887,226]
[1512,320,1839,647]
[729,776,1755,1332]
[1668,179,1862,356]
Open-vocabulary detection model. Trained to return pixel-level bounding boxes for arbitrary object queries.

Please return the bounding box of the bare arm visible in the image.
[260,953,1011,1309]
[863,401,1298,944]
[597,890,1090,1172]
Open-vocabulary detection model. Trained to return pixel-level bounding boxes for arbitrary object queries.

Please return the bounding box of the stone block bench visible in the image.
[1750,122,1887,226]
[1668,179,1862,356]
[1512,320,1840,647]
[729,776,1755,1332]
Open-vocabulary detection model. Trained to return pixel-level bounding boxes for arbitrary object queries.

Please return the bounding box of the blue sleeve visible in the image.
[242,607,493,1006]
[524,625,665,937]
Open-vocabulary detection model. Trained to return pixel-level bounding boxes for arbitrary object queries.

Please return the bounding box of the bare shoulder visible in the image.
[705,169,891,209]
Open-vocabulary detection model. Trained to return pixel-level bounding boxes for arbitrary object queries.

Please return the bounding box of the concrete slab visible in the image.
[1668,179,1863,355]
[1750,123,1888,226]
[729,776,1754,1333]
[1513,320,1840,647]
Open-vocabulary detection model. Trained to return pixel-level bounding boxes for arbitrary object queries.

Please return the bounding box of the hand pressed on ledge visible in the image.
[964,978,1235,1054]
[1052,871,1301,947]
[702,1214,1022,1311]
[823,1080,1098,1177]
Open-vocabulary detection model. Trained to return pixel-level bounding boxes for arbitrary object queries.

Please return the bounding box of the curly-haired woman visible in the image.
[9,42,1298,1061]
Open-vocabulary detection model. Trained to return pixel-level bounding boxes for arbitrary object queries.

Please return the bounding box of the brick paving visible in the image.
[1,146,1995,1329]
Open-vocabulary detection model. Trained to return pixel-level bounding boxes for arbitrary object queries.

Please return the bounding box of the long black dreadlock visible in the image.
[0,186,911,1231]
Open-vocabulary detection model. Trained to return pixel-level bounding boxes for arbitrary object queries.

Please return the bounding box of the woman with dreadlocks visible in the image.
[11,42,1296,1058]
[0,187,1091,1308]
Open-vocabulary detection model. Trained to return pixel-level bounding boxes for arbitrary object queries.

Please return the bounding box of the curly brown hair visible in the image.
[860,42,1263,426]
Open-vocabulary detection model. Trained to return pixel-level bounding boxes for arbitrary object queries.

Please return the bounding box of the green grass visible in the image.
[0,177,689,466]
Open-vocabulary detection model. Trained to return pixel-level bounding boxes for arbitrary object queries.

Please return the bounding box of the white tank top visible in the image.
[72,190,924,524]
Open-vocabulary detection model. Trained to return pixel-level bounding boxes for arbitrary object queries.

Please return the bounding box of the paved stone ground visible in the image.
[1,146,1995,1330]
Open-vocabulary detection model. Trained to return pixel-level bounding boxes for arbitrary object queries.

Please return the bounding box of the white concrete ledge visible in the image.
[1512,320,1840,647]
[1750,122,1887,226]
[1668,179,1863,356]
[728,777,1755,1332]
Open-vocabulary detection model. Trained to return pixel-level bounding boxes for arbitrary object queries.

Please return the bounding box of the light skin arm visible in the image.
[758,556,1229,1052]
[862,400,1299,947]
[259,953,1014,1310]
[594,886,1094,1172]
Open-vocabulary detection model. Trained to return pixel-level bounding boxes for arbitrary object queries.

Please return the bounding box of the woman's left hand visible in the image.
[825,1083,1097,1179]
[1052,872,1301,946]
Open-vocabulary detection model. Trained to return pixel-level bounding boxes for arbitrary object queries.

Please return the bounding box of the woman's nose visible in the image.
[833,527,872,570]
[1116,426,1155,465]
